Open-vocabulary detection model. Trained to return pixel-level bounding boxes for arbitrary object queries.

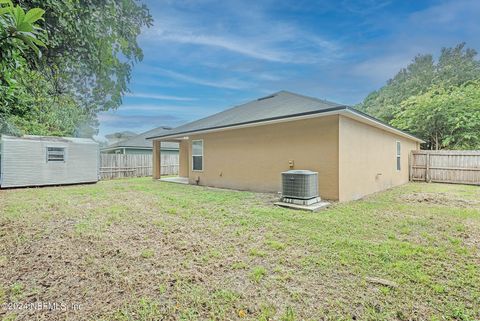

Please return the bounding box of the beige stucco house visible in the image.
[148,91,424,202]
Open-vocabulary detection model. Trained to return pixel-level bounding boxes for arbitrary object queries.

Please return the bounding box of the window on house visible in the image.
[192,140,203,171]
[396,141,401,171]
[47,147,65,162]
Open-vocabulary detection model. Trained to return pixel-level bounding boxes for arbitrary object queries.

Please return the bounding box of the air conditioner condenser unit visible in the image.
[281,170,320,205]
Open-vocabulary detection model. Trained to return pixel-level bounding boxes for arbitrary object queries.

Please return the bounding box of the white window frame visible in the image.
[46,146,66,163]
[396,141,401,171]
[192,139,203,172]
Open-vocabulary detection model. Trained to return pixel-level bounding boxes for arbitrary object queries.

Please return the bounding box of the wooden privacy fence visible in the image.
[100,153,179,180]
[410,150,480,185]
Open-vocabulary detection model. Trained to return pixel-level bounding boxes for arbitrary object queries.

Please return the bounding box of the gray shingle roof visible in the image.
[103,127,179,150]
[147,91,346,139]
[146,90,424,143]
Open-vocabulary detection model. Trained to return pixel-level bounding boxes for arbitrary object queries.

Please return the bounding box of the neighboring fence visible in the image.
[410,150,480,185]
[100,154,178,180]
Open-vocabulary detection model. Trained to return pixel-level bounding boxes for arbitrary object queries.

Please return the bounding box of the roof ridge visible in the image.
[164,91,320,131]
[146,91,348,140]
[278,90,345,107]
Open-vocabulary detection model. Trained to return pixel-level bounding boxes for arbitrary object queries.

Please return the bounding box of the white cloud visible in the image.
[147,27,340,64]
[97,113,122,122]
[148,67,252,90]
[96,112,185,140]
[117,104,188,112]
[351,54,414,84]
[154,32,288,63]
[341,0,392,15]
[97,112,185,130]
[142,4,341,65]
[409,0,480,27]
[125,92,197,101]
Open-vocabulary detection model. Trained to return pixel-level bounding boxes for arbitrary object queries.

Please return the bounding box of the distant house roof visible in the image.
[105,131,137,143]
[102,127,179,151]
[147,91,424,143]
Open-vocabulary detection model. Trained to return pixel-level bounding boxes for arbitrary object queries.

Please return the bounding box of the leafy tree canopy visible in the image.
[0,0,46,57]
[392,81,480,150]
[0,0,47,134]
[358,43,480,150]
[1,0,152,137]
[358,43,480,122]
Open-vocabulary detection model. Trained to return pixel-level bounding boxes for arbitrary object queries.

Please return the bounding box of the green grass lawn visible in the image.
[0,178,479,320]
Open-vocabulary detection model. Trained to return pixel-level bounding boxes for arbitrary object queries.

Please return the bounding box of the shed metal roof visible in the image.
[1,135,98,145]
[147,91,424,143]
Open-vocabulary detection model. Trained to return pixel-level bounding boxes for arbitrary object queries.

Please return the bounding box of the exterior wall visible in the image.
[0,137,99,188]
[338,115,419,201]
[186,115,340,200]
[178,140,189,177]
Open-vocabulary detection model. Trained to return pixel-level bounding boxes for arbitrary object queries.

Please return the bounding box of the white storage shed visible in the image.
[0,135,99,188]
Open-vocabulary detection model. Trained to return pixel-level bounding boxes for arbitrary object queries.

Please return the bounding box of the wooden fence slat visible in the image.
[426,153,430,182]
[99,153,179,180]
[410,150,480,185]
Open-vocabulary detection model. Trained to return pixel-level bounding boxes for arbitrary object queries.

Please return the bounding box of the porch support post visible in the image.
[153,140,162,179]
[179,140,189,177]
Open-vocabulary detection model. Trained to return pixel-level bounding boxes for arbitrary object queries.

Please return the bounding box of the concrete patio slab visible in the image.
[274,200,331,212]
[159,176,189,184]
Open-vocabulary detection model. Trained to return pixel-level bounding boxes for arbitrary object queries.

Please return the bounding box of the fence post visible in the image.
[425,152,430,183]
[410,150,480,185]
[409,151,413,182]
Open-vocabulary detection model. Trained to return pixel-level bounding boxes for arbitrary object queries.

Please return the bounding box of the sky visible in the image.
[96,0,480,140]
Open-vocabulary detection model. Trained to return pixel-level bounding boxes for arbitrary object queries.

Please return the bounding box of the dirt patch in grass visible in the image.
[1,179,479,320]
[399,192,480,208]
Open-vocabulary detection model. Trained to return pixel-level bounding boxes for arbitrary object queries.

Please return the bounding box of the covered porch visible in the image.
[152,138,189,182]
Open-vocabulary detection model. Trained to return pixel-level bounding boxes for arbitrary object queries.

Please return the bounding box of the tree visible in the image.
[358,43,480,123]
[391,81,480,150]
[357,43,480,150]
[359,54,436,122]
[5,68,98,136]
[0,0,47,134]
[1,0,152,137]
[0,0,46,55]
[18,0,153,114]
